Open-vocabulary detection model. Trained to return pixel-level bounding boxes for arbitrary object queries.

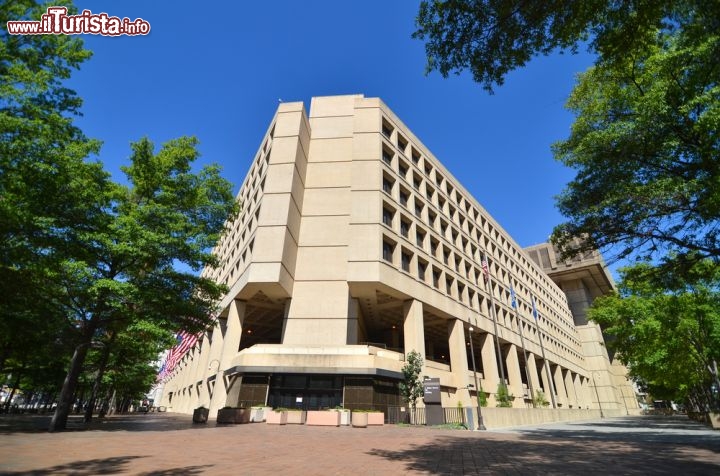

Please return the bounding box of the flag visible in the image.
[162,330,201,378]
[531,295,539,320]
[481,259,490,282]
[509,285,517,309]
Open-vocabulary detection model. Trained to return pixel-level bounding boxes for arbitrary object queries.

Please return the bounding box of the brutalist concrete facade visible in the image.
[159,95,637,418]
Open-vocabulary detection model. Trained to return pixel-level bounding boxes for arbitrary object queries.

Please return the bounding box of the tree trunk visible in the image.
[84,332,115,423]
[49,340,91,432]
[3,370,22,413]
[108,388,117,415]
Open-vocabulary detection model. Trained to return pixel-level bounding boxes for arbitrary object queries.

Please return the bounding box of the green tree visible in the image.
[49,136,238,431]
[590,259,720,410]
[399,350,425,411]
[414,1,719,267]
[495,382,513,407]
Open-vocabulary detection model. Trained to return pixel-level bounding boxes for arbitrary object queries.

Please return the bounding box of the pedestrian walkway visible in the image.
[0,413,718,475]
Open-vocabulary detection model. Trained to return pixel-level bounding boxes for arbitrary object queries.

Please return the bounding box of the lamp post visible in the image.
[468,326,486,430]
[591,373,604,418]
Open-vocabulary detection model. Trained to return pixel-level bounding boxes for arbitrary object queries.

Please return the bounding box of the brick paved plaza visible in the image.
[0,413,718,475]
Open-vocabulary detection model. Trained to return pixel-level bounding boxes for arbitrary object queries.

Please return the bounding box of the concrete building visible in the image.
[159,94,637,419]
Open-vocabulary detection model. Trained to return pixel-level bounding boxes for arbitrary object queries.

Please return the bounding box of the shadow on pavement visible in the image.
[367,431,720,475]
[512,416,720,450]
[137,464,214,475]
[1,455,146,475]
[0,413,221,434]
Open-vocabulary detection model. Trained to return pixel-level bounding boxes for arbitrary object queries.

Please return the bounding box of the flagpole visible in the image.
[511,285,535,407]
[531,294,557,408]
[481,252,507,387]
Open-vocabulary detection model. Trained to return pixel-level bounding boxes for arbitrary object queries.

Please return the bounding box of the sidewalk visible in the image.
[0,413,718,475]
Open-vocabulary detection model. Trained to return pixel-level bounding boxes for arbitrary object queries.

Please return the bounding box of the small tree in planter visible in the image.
[533,389,550,407]
[496,382,514,407]
[399,350,424,423]
[193,406,209,423]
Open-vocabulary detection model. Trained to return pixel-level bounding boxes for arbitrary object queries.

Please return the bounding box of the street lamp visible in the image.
[467,326,486,430]
[591,372,604,418]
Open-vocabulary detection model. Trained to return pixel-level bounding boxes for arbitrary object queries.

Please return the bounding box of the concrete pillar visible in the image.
[479,333,500,405]
[208,300,245,418]
[553,365,568,407]
[564,370,578,408]
[195,335,212,409]
[573,373,585,408]
[504,344,523,406]
[403,299,426,359]
[527,354,541,403]
[448,319,471,406]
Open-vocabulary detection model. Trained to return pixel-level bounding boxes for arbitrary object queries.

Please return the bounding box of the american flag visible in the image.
[481,259,490,282]
[158,330,201,381]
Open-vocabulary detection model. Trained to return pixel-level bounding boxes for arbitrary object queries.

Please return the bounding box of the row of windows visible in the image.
[381,118,579,345]
[205,125,275,285]
[380,115,575,334]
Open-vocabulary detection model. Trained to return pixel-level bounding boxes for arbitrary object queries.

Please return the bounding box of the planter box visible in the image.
[367,412,384,425]
[250,406,271,422]
[192,407,209,424]
[266,410,288,425]
[217,408,250,424]
[306,410,341,426]
[352,411,368,428]
[710,412,720,429]
[338,410,351,426]
[286,410,307,424]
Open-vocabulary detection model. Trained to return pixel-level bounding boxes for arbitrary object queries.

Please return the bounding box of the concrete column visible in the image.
[504,344,523,406]
[448,319,470,406]
[208,300,245,418]
[403,299,426,358]
[177,356,193,413]
[479,333,500,405]
[187,346,201,410]
[553,365,568,407]
[195,335,212,409]
[573,373,585,408]
[527,354,541,402]
[564,370,578,408]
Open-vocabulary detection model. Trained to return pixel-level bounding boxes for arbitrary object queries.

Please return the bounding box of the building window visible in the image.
[382,207,394,227]
[432,268,441,288]
[383,240,394,263]
[382,148,393,166]
[416,229,425,248]
[413,175,421,191]
[400,220,410,238]
[398,162,409,179]
[443,247,450,265]
[399,189,409,207]
[418,261,427,281]
[382,120,393,139]
[383,177,393,194]
[397,134,408,155]
[414,202,423,219]
[401,251,411,272]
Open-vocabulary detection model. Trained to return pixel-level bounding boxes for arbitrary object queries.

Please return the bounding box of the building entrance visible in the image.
[267,374,343,410]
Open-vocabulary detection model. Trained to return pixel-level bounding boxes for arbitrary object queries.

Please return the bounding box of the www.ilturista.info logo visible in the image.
[6,6,150,36]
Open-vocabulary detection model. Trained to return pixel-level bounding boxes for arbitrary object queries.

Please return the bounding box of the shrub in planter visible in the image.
[217,407,250,424]
[193,407,209,424]
[266,408,288,425]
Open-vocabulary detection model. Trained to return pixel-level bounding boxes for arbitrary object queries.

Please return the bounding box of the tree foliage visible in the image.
[553,18,720,264]
[414,1,719,268]
[590,259,720,409]
[399,350,425,410]
[2,1,239,430]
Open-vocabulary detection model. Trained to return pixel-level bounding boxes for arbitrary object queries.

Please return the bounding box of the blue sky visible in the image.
[67,0,595,251]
